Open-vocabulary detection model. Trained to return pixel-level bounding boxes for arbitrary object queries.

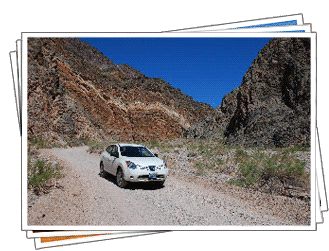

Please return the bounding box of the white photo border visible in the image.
[168,13,304,32]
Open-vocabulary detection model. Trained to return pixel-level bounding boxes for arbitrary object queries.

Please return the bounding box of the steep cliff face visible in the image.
[27,38,214,146]
[186,38,311,148]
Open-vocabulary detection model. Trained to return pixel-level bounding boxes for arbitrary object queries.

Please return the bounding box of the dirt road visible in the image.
[27,146,309,227]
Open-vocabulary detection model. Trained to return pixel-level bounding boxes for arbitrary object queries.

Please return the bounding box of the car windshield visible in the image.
[120,146,154,157]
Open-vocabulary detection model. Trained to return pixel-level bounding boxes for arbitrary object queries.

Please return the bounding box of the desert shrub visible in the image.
[28,158,64,194]
[284,145,310,153]
[147,139,160,149]
[198,141,208,153]
[262,152,306,185]
[77,137,91,146]
[187,151,197,157]
[194,159,219,175]
[230,150,307,189]
[194,161,204,175]
[187,142,197,151]
[28,136,57,150]
[216,157,224,165]
[226,178,245,187]
[203,162,216,170]
[234,148,249,162]
[238,159,262,186]
[87,140,114,153]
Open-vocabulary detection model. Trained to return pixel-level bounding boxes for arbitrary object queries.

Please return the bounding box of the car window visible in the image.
[106,145,112,154]
[120,146,154,157]
[111,146,118,156]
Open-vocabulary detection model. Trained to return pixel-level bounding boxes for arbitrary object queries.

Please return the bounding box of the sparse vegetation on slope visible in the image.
[28,137,65,196]
[228,148,309,197]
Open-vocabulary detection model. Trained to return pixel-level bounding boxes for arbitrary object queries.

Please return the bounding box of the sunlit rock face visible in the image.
[186,38,311,148]
[27,38,214,146]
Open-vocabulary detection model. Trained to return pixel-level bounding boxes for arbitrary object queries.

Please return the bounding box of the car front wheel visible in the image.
[116,168,128,188]
[100,162,106,177]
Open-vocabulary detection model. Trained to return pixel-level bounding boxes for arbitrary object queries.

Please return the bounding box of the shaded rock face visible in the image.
[28,38,214,146]
[187,38,311,148]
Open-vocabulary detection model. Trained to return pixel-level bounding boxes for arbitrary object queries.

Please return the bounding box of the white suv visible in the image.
[100,143,168,188]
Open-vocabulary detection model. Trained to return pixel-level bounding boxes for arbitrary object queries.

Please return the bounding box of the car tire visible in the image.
[157,181,165,187]
[100,162,106,177]
[116,168,128,188]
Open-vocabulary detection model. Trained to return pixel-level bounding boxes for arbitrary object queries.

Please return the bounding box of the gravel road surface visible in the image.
[28,146,310,227]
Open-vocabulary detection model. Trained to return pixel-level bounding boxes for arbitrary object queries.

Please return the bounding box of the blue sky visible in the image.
[232,20,297,29]
[79,37,271,108]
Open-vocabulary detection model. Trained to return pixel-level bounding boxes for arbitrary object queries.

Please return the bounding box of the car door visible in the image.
[109,145,119,174]
[103,145,113,173]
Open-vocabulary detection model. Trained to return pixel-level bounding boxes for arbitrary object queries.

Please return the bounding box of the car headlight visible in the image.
[126,161,141,169]
[158,162,168,169]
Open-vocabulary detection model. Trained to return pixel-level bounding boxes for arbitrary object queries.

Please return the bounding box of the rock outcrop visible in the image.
[186,38,311,148]
[28,38,214,146]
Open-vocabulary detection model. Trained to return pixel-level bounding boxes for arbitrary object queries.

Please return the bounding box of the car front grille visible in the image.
[137,174,165,179]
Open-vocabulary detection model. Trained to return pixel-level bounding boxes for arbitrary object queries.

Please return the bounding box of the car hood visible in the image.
[123,157,164,166]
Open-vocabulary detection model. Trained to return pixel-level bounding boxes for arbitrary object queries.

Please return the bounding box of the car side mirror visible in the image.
[154,153,158,157]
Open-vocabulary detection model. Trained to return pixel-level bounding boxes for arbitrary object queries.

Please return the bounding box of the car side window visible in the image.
[112,146,119,157]
[106,145,112,154]
[120,146,126,156]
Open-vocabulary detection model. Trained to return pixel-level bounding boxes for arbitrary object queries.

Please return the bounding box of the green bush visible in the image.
[231,151,307,188]
[238,160,261,186]
[187,143,197,151]
[29,171,53,188]
[216,157,224,166]
[28,158,64,193]
[187,151,197,157]
[29,136,51,150]
[87,140,111,153]
[198,141,207,153]
[194,162,204,175]
[234,148,249,162]
[284,145,309,153]
[226,178,245,187]
[147,139,160,149]
[194,160,219,175]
